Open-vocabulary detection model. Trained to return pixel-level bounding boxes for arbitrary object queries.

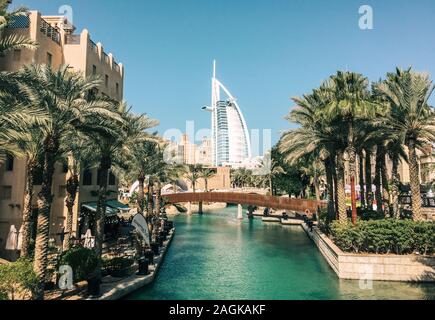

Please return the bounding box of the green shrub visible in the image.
[59,247,99,283]
[102,257,134,278]
[0,258,39,300]
[330,220,435,255]
[357,208,385,221]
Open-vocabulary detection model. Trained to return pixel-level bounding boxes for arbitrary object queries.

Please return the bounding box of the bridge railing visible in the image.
[163,192,326,214]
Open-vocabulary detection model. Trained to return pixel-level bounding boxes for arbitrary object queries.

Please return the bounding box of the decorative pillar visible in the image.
[237,204,243,220]
[187,202,192,215]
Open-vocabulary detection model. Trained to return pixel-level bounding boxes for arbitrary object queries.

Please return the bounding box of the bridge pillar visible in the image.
[187,202,192,215]
[198,202,203,214]
[237,204,243,220]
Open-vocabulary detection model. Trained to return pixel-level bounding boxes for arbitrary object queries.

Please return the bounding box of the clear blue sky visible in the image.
[16,0,435,146]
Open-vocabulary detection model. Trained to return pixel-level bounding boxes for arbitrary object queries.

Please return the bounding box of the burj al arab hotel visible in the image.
[203,61,252,167]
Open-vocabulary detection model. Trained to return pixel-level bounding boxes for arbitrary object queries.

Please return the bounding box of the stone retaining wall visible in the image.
[302,224,435,282]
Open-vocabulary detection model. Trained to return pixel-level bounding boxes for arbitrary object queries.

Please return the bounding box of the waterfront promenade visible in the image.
[46,229,175,301]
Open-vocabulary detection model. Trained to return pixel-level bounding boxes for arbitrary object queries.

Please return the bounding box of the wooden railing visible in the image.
[163,192,327,214]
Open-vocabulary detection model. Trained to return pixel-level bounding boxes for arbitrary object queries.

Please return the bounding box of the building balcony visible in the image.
[39,18,61,45]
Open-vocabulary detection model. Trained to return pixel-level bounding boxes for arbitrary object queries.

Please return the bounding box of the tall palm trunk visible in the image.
[63,173,79,251]
[381,152,390,216]
[204,179,208,192]
[33,137,58,300]
[313,171,321,202]
[269,175,273,196]
[155,180,162,215]
[407,139,423,221]
[147,179,154,218]
[192,181,196,193]
[324,158,335,221]
[358,151,365,208]
[347,121,357,225]
[374,145,384,215]
[336,150,347,225]
[95,155,111,259]
[137,175,145,215]
[332,162,339,216]
[365,149,373,210]
[20,158,36,258]
[391,155,400,219]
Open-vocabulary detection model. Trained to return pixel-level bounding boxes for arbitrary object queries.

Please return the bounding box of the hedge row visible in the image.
[329,220,435,255]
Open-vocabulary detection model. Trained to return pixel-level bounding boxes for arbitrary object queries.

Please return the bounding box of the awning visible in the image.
[82,203,118,216]
[106,199,130,212]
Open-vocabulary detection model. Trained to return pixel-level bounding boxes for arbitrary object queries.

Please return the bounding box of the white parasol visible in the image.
[5,225,18,250]
[83,229,95,249]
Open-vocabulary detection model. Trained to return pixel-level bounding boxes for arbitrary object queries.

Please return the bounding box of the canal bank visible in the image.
[126,206,435,300]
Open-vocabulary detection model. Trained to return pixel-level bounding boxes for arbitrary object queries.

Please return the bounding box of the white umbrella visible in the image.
[83,229,94,249]
[16,225,23,250]
[5,225,18,251]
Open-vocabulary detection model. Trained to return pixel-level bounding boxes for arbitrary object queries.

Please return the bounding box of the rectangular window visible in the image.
[47,52,53,66]
[109,172,116,186]
[105,75,109,88]
[62,162,69,173]
[13,49,21,62]
[116,83,119,95]
[5,155,14,171]
[92,65,97,75]
[58,185,66,198]
[1,186,12,200]
[82,169,93,186]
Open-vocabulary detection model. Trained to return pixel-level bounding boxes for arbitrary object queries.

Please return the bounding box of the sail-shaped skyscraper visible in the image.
[203,61,252,167]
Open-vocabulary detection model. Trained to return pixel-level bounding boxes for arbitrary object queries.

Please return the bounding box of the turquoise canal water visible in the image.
[127,206,434,300]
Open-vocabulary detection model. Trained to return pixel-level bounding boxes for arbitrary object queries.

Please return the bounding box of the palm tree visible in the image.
[124,140,160,215]
[324,71,379,225]
[61,133,97,250]
[186,164,203,192]
[385,137,408,218]
[374,68,435,221]
[12,128,44,258]
[280,86,347,222]
[299,157,325,202]
[199,168,216,192]
[255,151,284,196]
[0,72,46,162]
[88,101,157,259]
[0,1,37,55]
[166,164,187,193]
[17,64,113,299]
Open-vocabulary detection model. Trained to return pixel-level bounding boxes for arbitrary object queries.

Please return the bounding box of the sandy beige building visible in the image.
[185,167,231,191]
[0,11,124,259]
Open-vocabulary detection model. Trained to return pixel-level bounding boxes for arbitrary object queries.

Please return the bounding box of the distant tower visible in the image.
[203,60,251,166]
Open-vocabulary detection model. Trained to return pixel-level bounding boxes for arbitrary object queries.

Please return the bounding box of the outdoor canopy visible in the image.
[106,199,130,212]
[82,203,118,216]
